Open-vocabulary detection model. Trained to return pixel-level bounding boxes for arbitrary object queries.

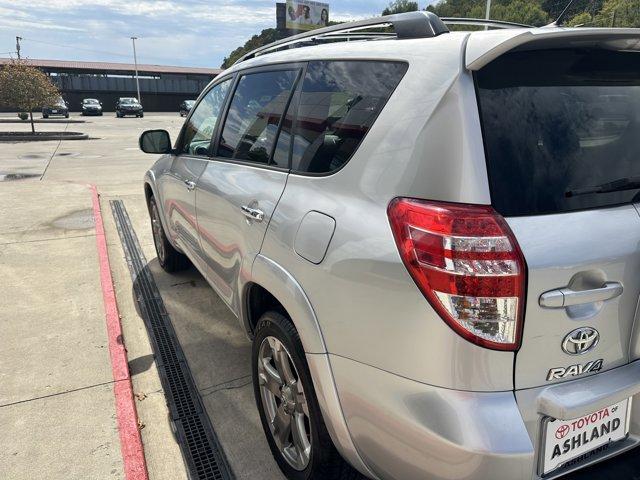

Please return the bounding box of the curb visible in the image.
[0,119,86,124]
[0,132,88,142]
[90,184,149,480]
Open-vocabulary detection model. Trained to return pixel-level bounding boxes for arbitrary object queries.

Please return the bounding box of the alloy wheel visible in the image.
[257,336,311,471]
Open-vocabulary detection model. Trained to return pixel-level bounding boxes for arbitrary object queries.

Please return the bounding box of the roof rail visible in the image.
[441,17,533,29]
[234,11,449,65]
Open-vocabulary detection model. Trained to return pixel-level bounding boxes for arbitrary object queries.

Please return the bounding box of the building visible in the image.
[0,58,222,112]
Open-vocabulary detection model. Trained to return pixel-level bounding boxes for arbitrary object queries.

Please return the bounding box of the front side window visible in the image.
[181,78,232,155]
[476,49,640,216]
[217,70,298,165]
[291,60,408,175]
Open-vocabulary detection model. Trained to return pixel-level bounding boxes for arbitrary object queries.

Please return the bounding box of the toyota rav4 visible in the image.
[139,12,640,480]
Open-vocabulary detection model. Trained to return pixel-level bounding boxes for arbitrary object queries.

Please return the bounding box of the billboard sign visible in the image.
[285,1,329,31]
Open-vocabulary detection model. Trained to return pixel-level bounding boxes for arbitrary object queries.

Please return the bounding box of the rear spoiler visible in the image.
[466,27,640,71]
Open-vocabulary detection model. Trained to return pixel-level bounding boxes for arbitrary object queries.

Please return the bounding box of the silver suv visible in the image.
[140,12,640,480]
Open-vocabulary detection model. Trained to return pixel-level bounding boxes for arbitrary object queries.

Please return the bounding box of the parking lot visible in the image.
[0,113,284,480]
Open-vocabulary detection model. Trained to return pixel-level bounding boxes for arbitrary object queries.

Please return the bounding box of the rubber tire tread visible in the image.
[148,196,190,273]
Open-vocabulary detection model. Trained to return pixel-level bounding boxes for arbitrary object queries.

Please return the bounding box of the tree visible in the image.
[221,28,290,68]
[0,59,60,134]
[591,0,640,26]
[542,0,603,22]
[567,11,592,26]
[491,0,549,25]
[382,0,419,15]
[428,0,548,26]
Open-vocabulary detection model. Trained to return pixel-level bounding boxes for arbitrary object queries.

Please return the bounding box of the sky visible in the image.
[0,0,438,68]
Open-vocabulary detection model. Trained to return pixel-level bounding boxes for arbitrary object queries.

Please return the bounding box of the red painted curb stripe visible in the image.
[90,184,149,480]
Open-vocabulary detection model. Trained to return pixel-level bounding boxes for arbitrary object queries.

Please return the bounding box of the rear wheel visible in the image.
[148,196,190,272]
[253,311,364,480]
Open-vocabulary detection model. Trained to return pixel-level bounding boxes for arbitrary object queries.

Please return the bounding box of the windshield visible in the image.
[476,48,640,216]
[84,99,99,104]
[120,98,138,104]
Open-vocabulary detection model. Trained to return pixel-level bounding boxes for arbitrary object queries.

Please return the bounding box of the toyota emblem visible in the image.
[562,327,599,355]
[555,424,570,439]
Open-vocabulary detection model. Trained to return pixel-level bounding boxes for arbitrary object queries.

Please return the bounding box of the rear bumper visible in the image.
[329,355,640,480]
[516,360,640,479]
[118,109,143,115]
[42,109,68,116]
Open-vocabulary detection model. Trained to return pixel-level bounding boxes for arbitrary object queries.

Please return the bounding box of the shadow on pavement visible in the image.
[131,259,284,480]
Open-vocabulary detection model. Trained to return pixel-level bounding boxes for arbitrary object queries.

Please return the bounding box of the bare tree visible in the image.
[0,59,60,134]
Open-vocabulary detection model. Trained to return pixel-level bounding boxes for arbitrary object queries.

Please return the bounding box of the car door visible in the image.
[156,77,232,264]
[474,48,640,390]
[195,65,302,314]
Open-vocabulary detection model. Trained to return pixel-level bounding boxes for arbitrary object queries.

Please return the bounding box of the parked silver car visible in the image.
[140,12,640,480]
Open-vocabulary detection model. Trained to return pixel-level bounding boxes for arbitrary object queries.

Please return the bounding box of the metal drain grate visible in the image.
[110,200,233,480]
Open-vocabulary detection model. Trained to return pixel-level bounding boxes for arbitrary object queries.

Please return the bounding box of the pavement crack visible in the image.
[0,233,95,246]
[39,120,70,181]
[0,379,120,408]
[200,374,252,396]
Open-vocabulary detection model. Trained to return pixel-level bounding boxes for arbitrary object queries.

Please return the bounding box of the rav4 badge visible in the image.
[547,359,604,381]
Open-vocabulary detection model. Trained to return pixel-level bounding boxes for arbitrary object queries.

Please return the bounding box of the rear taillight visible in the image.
[388,198,526,351]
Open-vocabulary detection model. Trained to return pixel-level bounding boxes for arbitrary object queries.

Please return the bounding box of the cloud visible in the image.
[0,0,398,66]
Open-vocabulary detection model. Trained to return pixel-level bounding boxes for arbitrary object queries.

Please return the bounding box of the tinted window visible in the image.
[291,61,407,174]
[181,78,231,155]
[218,70,298,164]
[476,49,640,216]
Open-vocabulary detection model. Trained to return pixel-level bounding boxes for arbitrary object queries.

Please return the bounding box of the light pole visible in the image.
[16,36,22,59]
[484,0,492,29]
[130,36,141,104]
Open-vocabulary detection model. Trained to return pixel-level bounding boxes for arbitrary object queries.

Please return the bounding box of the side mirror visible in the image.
[139,129,172,154]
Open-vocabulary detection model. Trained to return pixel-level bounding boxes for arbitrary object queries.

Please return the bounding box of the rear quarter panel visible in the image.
[259,39,513,391]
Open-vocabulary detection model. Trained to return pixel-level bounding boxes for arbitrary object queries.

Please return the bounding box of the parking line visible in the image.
[90,184,149,480]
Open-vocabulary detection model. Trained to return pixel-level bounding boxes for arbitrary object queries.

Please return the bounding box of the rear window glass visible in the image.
[476,49,640,216]
[291,60,407,175]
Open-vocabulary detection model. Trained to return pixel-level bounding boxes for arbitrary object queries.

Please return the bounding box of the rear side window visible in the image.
[476,49,640,216]
[217,70,298,165]
[291,61,407,175]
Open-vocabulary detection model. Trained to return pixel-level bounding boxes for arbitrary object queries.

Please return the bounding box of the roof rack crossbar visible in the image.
[440,17,534,29]
[234,11,448,65]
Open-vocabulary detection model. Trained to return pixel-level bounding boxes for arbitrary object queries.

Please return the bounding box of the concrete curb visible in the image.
[90,184,150,480]
[0,119,86,124]
[0,132,89,142]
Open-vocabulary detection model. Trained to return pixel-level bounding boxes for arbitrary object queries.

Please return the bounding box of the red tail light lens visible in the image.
[388,198,526,351]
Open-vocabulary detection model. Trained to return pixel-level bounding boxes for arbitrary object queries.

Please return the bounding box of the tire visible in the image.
[139,113,144,118]
[43,114,48,119]
[65,113,69,118]
[253,312,364,480]
[148,196,190,273]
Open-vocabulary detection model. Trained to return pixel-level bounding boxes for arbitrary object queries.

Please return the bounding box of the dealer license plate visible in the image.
[541,398,630,475]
